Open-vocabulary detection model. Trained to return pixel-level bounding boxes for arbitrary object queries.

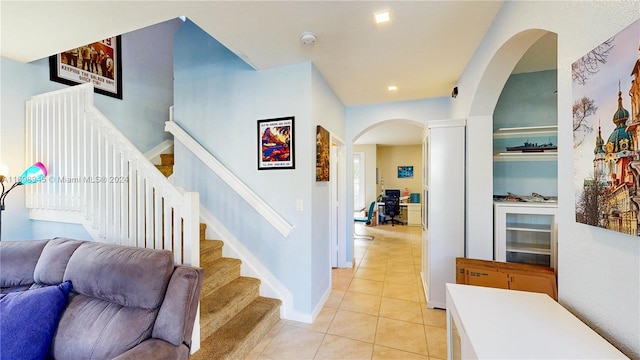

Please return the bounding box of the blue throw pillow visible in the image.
[0,281,72,360]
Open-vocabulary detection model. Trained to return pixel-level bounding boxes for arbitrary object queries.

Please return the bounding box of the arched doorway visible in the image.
[349,119,425,262]
[465,29,558,260]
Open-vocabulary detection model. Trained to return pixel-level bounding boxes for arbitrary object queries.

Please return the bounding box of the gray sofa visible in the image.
[0,237,204,360]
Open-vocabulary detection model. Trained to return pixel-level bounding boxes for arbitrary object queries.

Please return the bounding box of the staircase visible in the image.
[155,153,175,177]
[194,229,282,359]
[157,155,282,359]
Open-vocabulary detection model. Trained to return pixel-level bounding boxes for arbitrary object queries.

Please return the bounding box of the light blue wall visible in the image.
[96,18,182,153]
[493,70,558,196]
[32,221,92,240]
[493,70,558,130]
[172,20,322,314]
[0,57,49,240]
[311,65,345,306]
[0,18,180,240]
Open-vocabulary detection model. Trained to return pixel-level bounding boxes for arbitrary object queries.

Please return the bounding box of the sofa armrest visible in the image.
[152,265,204,347]
[111,338,189,360]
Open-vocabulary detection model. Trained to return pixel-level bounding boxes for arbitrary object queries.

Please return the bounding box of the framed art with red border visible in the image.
[49,35,122,99]
[258,116,295,170]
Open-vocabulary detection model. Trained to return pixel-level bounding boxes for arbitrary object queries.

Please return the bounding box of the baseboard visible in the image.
[144,140,174,165]
[422,271,446,309]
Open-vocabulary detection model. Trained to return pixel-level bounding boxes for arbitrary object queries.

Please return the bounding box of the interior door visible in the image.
[330,135,347,268]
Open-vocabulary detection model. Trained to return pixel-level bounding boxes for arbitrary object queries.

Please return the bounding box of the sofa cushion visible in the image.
[0,239,48,290]
[111,338,189,360]
[33,237,83,286]
[52,294,158,360]
[64,241,174,309]
[0,281,72,359]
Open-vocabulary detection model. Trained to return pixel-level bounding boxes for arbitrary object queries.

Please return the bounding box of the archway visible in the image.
[465,28,558,260]
[347,118,425,263]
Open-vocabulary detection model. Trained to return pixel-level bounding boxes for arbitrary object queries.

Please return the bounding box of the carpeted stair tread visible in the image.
[200,239,223,262]
[200,277,261,339]
[191,297,282,360]
[200,243,223,265]
[200,238,222,250]
[160,153,174,165]
[155,164,173,177]
[201,258,242,295]
[199,223,207,241]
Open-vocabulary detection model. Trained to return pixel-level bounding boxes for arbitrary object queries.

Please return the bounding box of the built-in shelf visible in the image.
[493,125,558,139]
[494,151,557,161]
[506,222,552,232]
[493,125,558,161]
[506,242,552,255]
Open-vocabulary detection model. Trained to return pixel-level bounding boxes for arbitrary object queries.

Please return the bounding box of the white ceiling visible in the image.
[0,1,556,146]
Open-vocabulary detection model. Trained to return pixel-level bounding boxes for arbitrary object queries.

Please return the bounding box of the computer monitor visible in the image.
[385,189,401,200]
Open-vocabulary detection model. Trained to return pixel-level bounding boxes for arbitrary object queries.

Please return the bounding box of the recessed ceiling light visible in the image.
[387,85,397,92]
[375,11,390,24]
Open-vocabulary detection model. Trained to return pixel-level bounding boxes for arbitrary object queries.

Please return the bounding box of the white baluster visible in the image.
[25,84,198,265]
[163,196,173,252]
[154,184,163,250]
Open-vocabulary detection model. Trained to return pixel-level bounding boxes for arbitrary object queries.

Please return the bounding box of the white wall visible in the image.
[353,144,377,206]
[454,1,640,356]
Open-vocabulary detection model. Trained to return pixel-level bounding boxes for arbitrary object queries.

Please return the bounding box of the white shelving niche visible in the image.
[494,202,558,270]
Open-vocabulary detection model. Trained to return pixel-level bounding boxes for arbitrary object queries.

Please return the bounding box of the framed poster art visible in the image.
[398,165,414,178]
[49,35,122,99]
[316,125,330,181]
[258,116,295,170]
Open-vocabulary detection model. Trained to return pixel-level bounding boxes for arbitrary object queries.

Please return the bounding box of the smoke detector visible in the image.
[300,32,317,46]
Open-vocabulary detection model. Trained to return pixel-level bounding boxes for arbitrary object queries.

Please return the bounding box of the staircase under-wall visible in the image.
[157,154,282,359]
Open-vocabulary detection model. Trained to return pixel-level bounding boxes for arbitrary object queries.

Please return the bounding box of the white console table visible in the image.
[445,284,628,359]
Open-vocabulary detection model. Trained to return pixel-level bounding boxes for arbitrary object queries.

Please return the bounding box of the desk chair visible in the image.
[383,196,403,226]
[354,201,375,240]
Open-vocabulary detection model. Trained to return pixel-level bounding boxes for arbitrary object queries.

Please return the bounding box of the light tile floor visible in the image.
[246,223,447,360]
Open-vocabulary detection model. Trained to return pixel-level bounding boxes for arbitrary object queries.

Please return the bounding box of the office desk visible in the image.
[377,202,421,226]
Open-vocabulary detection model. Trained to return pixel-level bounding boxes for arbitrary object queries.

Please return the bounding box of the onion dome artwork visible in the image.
[605,88,634,155]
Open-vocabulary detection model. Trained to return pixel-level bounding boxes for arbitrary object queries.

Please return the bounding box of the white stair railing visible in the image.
[24,83,200,267]
[165,119,293,237]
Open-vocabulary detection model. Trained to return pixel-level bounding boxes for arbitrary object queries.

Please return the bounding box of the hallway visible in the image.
[245,224,447,359]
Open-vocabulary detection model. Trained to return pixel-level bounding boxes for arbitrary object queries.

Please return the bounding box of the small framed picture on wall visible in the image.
[316,125,330,181]
[398,165,414,178]
[257,116,295,170]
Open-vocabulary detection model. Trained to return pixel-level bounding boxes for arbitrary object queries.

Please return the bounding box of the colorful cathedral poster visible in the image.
[573,19,640,236]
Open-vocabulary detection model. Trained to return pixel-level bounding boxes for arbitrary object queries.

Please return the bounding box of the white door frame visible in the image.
[330,134,347,268]
[353,151,366,212]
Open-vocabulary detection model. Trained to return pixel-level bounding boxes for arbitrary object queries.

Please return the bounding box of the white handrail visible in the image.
[165,120,293,237]
[24,83,200,267]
